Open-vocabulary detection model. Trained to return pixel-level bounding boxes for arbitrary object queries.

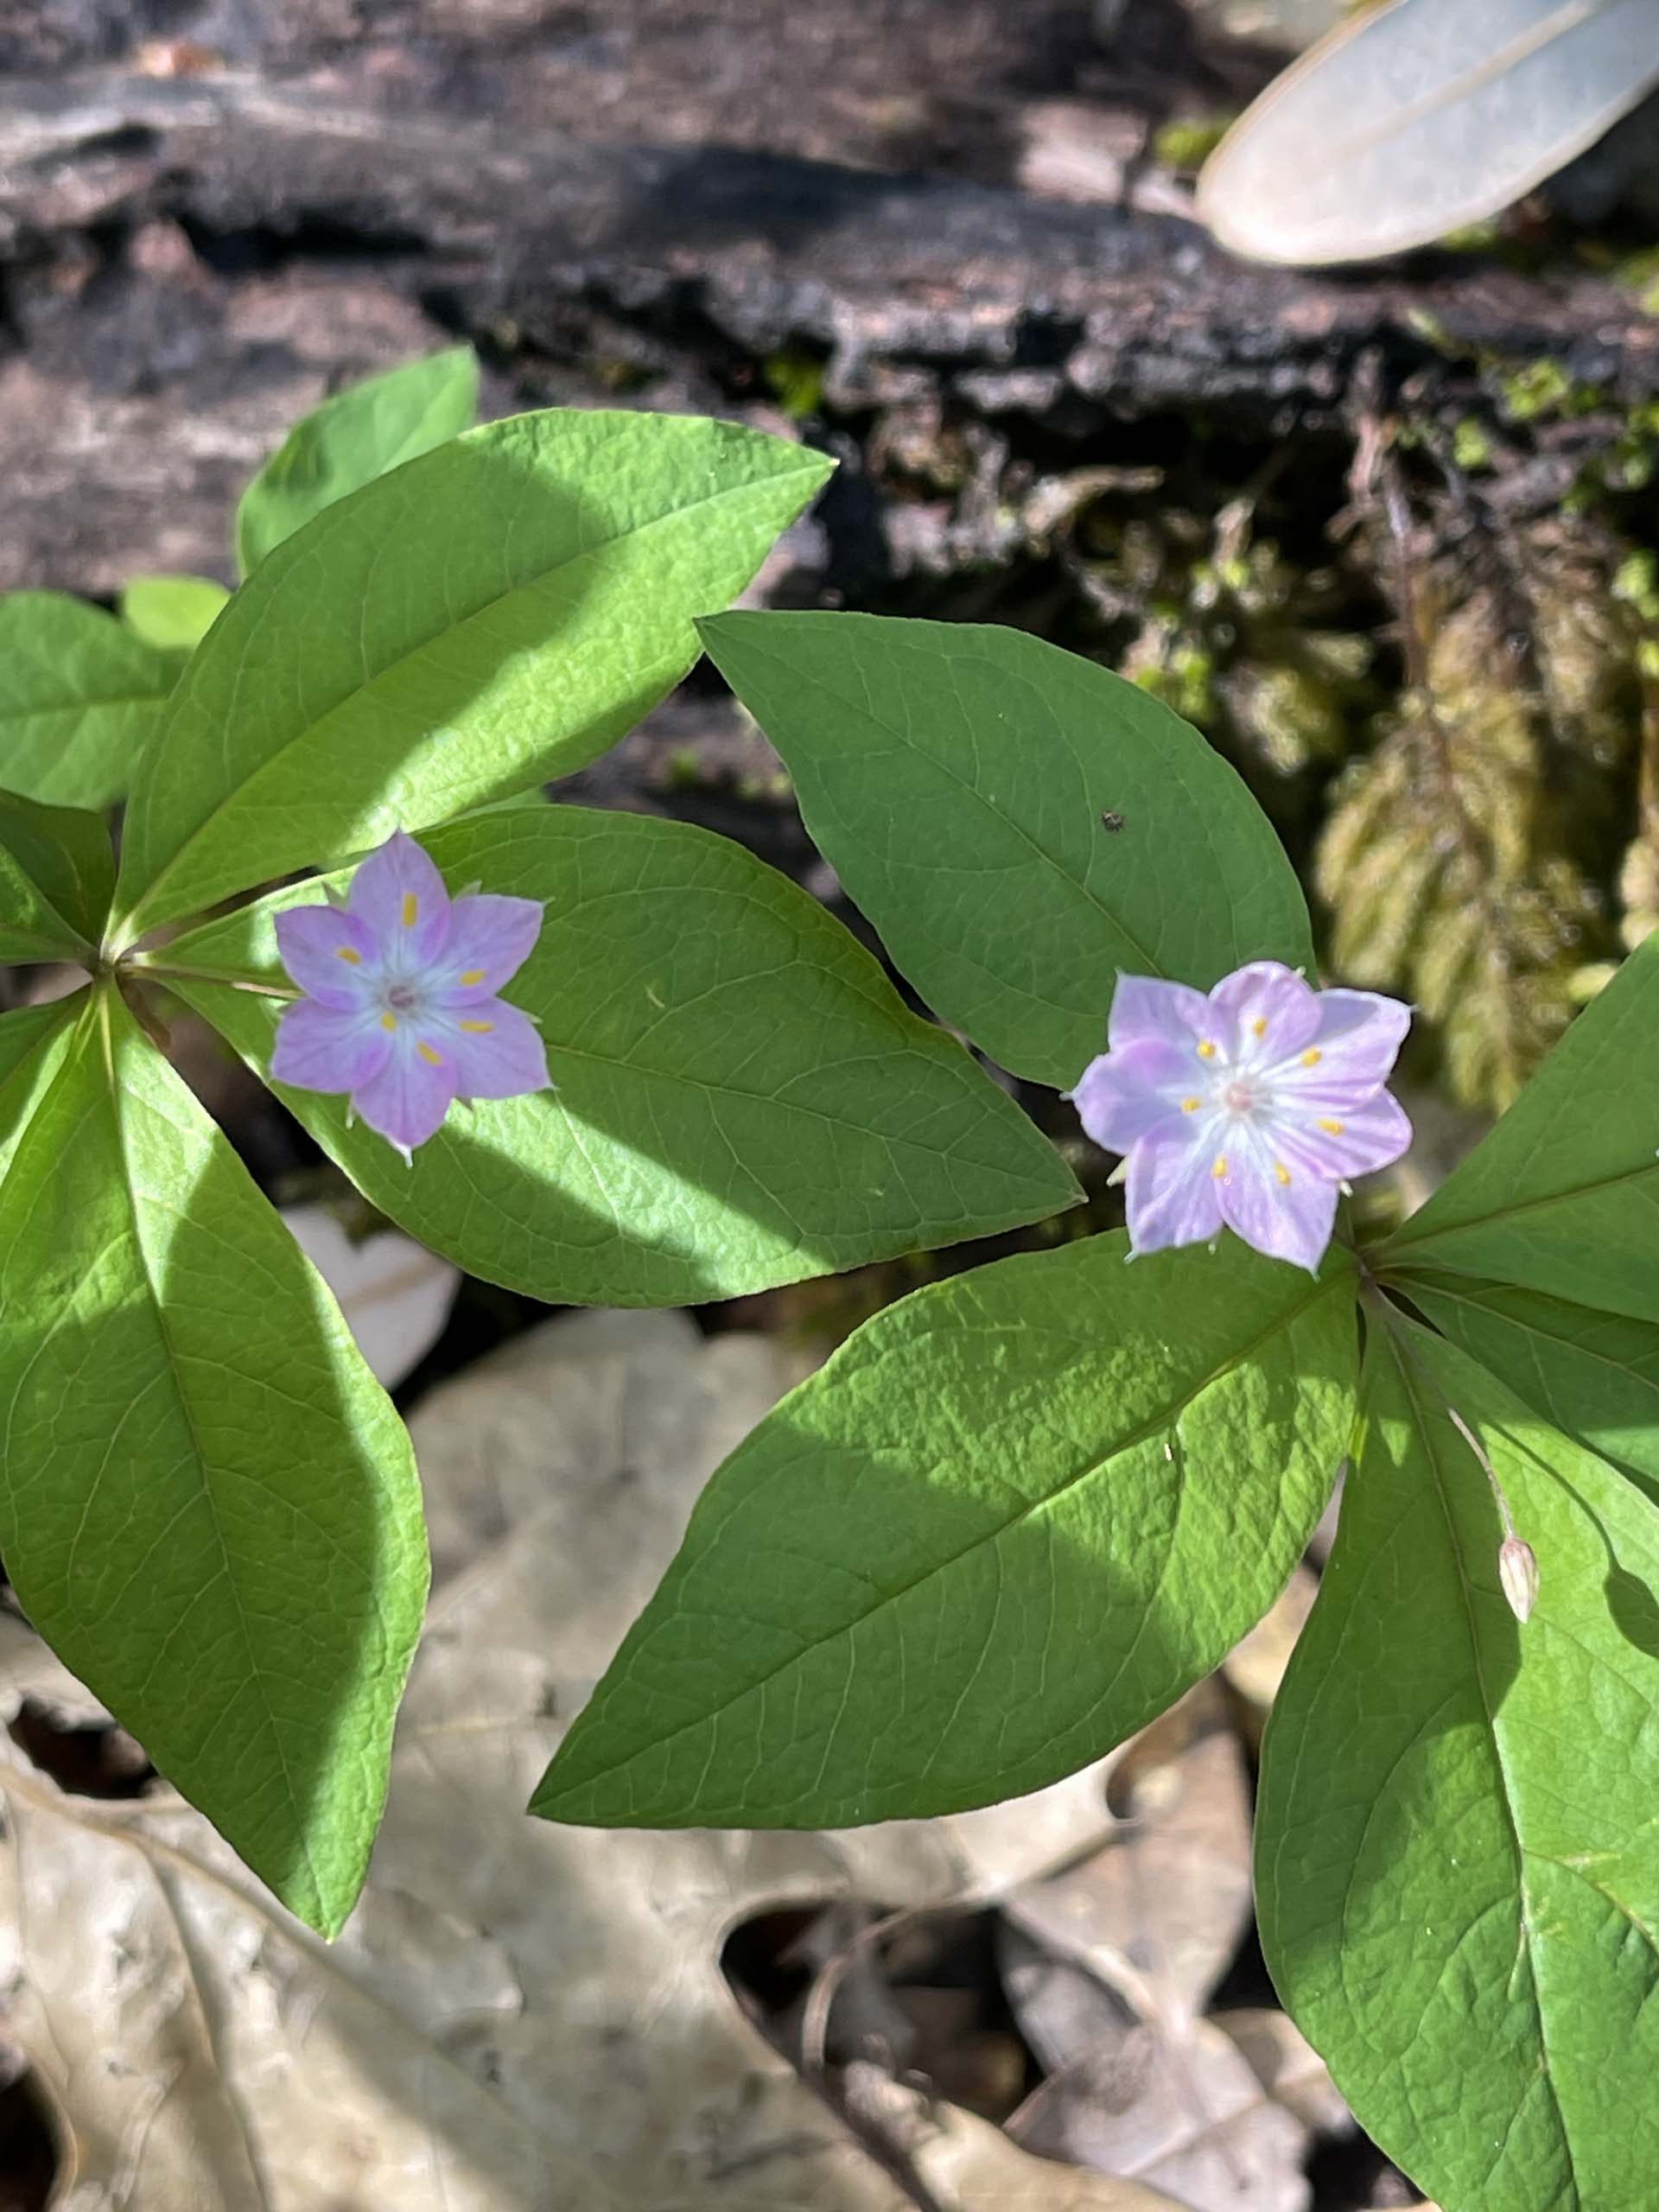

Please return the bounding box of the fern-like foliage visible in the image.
[1318,519,1645,1111]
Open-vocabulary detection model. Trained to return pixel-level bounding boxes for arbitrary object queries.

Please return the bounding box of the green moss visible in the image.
[1153,114,1235,175]
[1451,418,1494,474]
[1436,219,1504,255]
[1497,359,1592,423]
[763,349,826,421]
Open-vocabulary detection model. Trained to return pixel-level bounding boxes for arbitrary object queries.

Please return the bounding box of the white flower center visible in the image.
[1221,1077,1259,1116]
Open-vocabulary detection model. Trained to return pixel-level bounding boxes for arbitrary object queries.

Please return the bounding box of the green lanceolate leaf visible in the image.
[119,574,231,655]
[1406,1275,1659,1509]
[0,1001,80,1177]
[112,413,833,945]
[1258,1313,1659,2212]
[0,791,115,963]
[0,591,176,809]
[164,804,1080,1305]
[697,613,1314,1090]
[235,345,480,576]
[531,1232,1357,1827]
[1382,932,1659,1322]
[0,988,428,1934]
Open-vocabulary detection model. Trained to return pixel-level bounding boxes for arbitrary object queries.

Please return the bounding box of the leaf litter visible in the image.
[0,1304,1430,2209]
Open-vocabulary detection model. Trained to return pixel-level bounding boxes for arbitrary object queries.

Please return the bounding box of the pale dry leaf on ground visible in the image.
[1222,1566,1318,1750]
[1000,1682,1253,2031]
[849,2069,1189,2211]
[282,1200,460,1389]
[1212,2009,1351,2137]
[999,1921,1138,2077]
[0,1308,1129,2212]
[1007,2013,1313,2212]
[992,1686,1321,2211]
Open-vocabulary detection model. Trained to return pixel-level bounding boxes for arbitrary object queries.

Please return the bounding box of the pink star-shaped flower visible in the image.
[1071,961,1412,1272]
[270,831,550,1159]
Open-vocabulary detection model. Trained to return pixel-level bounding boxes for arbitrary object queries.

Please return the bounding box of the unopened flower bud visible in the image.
[1498,1536,1539,1625]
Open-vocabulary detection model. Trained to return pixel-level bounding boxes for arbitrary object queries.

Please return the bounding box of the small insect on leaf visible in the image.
[1099,809,1126,833]
[1197,0,1659,268]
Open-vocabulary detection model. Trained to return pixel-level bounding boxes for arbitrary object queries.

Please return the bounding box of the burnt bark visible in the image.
[3,5,1656,591]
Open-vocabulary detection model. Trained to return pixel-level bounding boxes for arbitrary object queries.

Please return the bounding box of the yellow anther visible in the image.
[1212,1155,1228,1179]
[1197,1040,1217,1060]
[1252,1016,1268,1039]
[1318,1116,1344,1135]
[1301,1047,1322,1067]
[401,893,418,927]
[460,968,486,987]
[417,1041,443,1067]
[1274,1161,1292,1186]
[381,1013,397,1032]
[336,946,362,966]
[461,1019,493,1034]
[1180,1096,1201,1113]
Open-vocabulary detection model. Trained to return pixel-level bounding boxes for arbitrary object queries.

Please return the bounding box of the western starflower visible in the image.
[1071,960,1412,1272]
[270,830,550,1159]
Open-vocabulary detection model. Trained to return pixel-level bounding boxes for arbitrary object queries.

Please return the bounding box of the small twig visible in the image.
[1446,1405,1516,1540]
[127,957,295,1000]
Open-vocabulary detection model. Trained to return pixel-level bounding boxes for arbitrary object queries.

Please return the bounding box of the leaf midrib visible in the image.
[1411,1280,1659,1394]
[1326,0,1634,168]
[116,456,823,939]
[97,991,324,1922]
[1,687,170,722]
[543,1268,1344,1808]
[1386,1150,1659,1262]
[174,976,1075,1194]
[1382,1321,1583,2204]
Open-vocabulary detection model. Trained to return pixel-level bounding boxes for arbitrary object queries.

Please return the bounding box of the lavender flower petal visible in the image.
[273,905,380,1011]
[1206,961,1321,1061]
[1072,1038,1192,1153]
[442,1000,551,1099]
[1287,988,1413,1093]
[352,1031,459,1155]
[346,830,452,965]
[436,895,546,1006]
[1216,1135,1338,1274]
[1278,1091,1413,1181]
[1126,1122,1226,1253]
[1109,973,1211,1054]
[270,998,393,1093]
